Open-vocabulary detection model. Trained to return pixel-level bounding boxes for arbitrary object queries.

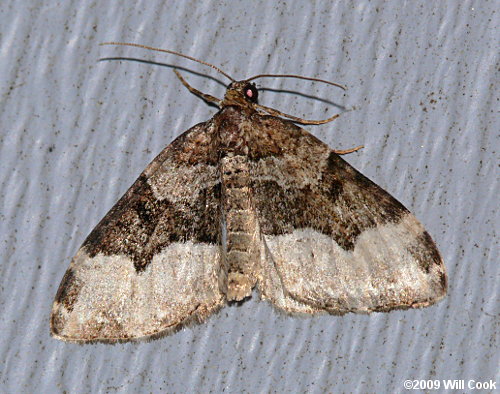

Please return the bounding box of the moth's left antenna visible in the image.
[246,74,346,91]
[100,42,236,82]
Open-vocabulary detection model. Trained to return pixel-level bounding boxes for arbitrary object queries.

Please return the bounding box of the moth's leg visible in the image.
[255,102,340,125]
[333,145,364,155]
[173,70,222,106]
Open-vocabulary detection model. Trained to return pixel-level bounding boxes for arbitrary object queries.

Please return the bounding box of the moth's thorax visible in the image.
[216,106,255,156]
[220,153,259,301]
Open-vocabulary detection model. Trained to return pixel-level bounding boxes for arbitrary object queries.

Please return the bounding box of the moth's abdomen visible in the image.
[221,154,259,301]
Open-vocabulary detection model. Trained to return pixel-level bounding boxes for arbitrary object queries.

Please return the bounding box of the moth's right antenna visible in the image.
[100,42,236,82]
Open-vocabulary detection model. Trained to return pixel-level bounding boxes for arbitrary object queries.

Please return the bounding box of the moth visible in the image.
[51,43,447,343]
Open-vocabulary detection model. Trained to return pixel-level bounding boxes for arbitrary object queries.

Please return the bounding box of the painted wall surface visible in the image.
[0,1,497,393]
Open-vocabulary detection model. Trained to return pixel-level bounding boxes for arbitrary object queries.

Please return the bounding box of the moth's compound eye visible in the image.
[243,83,258,103]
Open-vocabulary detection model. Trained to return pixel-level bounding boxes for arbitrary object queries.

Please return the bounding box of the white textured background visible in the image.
[1,1,498,393]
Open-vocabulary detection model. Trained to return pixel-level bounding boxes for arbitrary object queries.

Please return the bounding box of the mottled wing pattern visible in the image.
[51,121,225,343]
[248,115,447,314]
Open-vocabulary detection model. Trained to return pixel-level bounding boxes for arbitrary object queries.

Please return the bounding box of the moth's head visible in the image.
[223,81,259,108]
[99,43,346,127]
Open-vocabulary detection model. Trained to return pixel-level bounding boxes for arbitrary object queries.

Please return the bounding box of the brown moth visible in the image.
[50,43,447,343]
